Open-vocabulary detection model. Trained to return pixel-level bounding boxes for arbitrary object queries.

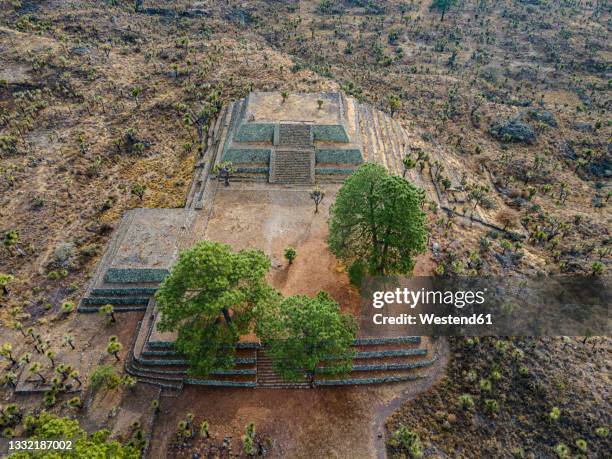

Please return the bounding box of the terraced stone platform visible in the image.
[219,91,364,184]
[78,91,453,391]
[124,300,437,392]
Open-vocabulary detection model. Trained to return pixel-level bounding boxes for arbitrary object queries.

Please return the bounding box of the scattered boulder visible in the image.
[589,157,611,178]
[562,140,577,160]
[573,122,593,132]
[575,88,592,107]
[490,119,537,144]
[529,109,557,127]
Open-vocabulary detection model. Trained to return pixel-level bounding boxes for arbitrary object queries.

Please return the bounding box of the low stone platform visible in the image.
[78,208,199,313]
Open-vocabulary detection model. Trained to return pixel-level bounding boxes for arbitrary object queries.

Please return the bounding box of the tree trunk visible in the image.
[222,307,232,325]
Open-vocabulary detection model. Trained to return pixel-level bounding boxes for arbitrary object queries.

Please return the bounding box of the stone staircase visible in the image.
[269,149,315,184]
[278,123,312,148]
[256,349,310,389]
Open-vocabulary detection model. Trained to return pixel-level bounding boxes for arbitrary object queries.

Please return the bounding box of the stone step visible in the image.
[91,287,158,296]
[133,376,184,391]
[314,374,422,386]
[269,149,315,184]
[77,304,148,313]
[185,379,257,388]
[278,123,312,148]
[81,296,150,305]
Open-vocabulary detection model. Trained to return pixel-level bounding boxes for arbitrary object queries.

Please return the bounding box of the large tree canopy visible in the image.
[328,163,428,276]
[155,241,278,376]
[257,292,357,385]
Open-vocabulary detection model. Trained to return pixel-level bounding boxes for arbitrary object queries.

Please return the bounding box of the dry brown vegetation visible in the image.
[0,0,610,457]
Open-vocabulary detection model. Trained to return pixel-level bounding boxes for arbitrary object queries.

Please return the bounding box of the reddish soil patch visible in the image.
[203,184,361,316]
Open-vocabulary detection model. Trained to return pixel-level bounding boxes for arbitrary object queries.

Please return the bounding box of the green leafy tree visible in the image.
[284,247,297,265]
[309,186,325,213]
[389,425,423,458]
[3,230,20,255]
[1,343,17,366]
[131,183,146,201]
[107,336,123,362]
[591,261,604,276]
[99,304,116,324]
[257,292,356,386]
[430,0,457,22]
[213,161,235,187]
[61,301,74,315]
[402,154,416,178]
[0,273,14,295]
[155,241,278,377]
[9,411,140,458]
[242,422,256,456]
[388,94,401,115]
[328,163,427,276]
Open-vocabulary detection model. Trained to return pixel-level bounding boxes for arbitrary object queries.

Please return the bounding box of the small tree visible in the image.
[1,371,18,388]
[213,161,235,187]
[0,273,14,295]
[67,396,82,409]
[591,261,604,276]
[281,91,288,103]
[402,154,416,178]
[242,422,256,456]
[3,230,20,255]
[61,301,74,316]
[45,350,56,368]
[284,247,297,265]
[0,343,17,367]
[309,187,325,213]
[430,0,458,22]
[99,304,116,324]
[28,362,46,383]
[388,94,401,115]
[257,292,356,386]
[389,425,423,458]
[107,336,123,362]
[131,183,146,201]
[63,334,75,350]
[200,420,210,438]
[316,99,324,109]
[70,370,82,387]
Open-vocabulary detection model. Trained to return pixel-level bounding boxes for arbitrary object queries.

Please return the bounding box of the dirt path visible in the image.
[372,338,449,459]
